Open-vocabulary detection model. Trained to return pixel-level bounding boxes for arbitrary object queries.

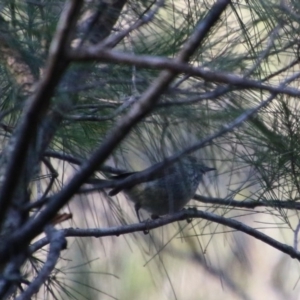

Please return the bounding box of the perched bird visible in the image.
[109,156,215,222]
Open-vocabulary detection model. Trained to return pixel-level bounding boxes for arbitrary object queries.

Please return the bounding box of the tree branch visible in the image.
[68,49,300,98]
[0,0,83,228]
[16,227,66,300]
[29,209,300,262]
[194,195,300,210]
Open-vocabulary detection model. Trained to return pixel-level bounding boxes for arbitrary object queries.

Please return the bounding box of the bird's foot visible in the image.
[182,207,197,223]
[142,215,160,234]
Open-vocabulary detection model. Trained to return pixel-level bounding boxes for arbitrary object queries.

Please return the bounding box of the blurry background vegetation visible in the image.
[1,0,300,299]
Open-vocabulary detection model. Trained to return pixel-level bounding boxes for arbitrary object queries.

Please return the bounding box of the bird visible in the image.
[109,156,215,222]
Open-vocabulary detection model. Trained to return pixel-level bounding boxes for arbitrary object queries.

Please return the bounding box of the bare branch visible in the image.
[194,195,300,210]
[29,209,300,262]
[44,150,126,174]
[16,227,66,300]
[68,49,300,98]
[0,0,83,227]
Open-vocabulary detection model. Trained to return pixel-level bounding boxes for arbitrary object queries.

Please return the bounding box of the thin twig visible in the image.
[194,195,300,210]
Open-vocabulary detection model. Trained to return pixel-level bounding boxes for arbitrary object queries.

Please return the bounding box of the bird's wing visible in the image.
[108,162,180,196]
